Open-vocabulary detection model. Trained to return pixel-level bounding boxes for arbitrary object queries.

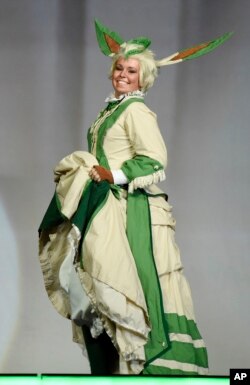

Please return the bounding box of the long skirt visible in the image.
[39,151,208,375]
[81,192,209,375]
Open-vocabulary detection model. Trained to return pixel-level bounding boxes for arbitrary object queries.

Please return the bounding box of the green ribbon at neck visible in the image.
[106,99,123,111]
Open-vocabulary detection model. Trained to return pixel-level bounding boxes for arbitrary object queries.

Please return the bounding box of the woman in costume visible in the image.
[39,20,232,375]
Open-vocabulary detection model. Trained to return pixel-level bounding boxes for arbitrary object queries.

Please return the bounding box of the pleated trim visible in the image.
[128,170,166,193]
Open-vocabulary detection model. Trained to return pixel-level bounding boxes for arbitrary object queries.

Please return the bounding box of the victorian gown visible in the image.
[39,92,209,375]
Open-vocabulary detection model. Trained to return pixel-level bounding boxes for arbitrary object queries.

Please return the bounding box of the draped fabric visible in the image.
[39,96,208,374]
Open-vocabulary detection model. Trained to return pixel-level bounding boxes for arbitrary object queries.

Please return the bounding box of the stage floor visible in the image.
[0,375,229,384]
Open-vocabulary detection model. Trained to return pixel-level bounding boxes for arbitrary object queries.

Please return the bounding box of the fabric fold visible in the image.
[39,151,151,374]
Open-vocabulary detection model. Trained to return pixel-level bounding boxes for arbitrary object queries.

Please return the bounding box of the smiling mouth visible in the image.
[117,80,128,85]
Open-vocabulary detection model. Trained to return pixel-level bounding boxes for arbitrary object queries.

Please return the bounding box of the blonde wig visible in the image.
[109,43,158,92]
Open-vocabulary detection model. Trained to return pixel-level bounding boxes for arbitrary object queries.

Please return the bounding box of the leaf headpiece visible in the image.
[95,18,233,66]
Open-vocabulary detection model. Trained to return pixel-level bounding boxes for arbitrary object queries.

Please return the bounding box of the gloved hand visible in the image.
[89,165,114,184]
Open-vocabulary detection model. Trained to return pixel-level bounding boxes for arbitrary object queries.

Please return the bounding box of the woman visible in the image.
[39,20,231,375]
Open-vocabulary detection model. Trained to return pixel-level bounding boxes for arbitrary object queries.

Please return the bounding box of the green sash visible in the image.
[88,98,145,169]
[40,97,170,366]
[87,98,170,365]
[127,190,170,366]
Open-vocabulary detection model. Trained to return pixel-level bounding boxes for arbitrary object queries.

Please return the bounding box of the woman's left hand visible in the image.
[89,165,114,184]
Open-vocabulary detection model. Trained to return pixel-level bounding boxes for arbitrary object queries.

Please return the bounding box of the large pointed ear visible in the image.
[95,19,124,57]
[156,32,233,66]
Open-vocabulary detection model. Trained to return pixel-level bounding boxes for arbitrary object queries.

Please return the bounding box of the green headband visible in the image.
[95,18,233,66]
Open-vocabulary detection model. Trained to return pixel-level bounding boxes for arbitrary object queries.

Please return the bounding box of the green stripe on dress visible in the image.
[143,365,206,375]
[165,313,204,340]
[157,340,208,368]
[142,312,208,375]
[165,313,208,369]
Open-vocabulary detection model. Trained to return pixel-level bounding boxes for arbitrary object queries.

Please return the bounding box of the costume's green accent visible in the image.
[88,98,164,182]
[39,179,171,365]
[38,191,65,232]
[183,31,234,61]
[93,98,145,169]
[71,181,110,268]
[88,98,170,363]
[72,181,109,235]
[87,99,129,154]
[124,48,147,58]
[142,312,209,375]
[164,342,208,368]
[143,366,202,375]
[144,342,208,374]
[105,99,123,110]
[38,180,109,237]
[127,189,170,365]
[87,130,92,154]
[122,155,163,181]
[70,180,123,258]
[128,37,151,48]
[95,19,152,58]
[94,19,233,69]
[125,37,151,58]
[166,313,204,340]
[88,97,171,362]
[95,18,124,56]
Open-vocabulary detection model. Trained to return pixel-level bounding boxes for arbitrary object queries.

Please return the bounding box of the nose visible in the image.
[120,68,126,77]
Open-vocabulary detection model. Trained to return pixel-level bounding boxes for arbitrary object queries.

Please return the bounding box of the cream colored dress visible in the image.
[39,94,208,375]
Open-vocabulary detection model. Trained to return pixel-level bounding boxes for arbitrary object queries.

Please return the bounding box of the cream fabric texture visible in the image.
[90,99,167,192]
[39,151,150,374]
[39,100,204,374]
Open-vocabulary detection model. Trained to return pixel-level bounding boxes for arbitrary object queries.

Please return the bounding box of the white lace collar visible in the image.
[105,90,145,103]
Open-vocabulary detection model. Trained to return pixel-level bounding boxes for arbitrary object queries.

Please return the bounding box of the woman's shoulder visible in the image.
[124,98,156,118]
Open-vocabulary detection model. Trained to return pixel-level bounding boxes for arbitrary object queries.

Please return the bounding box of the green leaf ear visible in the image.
[156,31,234,67]
[95,19,124,56]
[170,31,234,62]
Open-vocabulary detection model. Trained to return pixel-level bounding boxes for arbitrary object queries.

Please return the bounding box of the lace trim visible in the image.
[105,90,145,103]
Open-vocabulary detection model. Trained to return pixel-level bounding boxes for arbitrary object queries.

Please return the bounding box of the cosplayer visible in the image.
[39,20,232,375]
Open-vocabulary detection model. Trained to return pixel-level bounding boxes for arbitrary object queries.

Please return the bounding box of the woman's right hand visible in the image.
[89,165,114,184]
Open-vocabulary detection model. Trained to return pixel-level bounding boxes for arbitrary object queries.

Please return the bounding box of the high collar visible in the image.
[105,90,145,103]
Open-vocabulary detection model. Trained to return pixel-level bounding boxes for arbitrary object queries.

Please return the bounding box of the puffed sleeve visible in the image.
[121,102,167,192]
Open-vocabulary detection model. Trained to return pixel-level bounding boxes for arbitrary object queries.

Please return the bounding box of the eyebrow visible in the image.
[116,64,138,70]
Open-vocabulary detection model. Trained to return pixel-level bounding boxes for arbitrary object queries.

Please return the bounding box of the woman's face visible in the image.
[112,57,140,97]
